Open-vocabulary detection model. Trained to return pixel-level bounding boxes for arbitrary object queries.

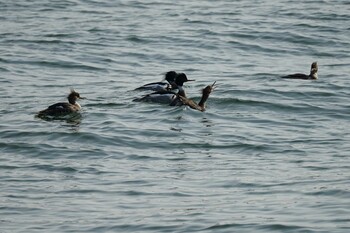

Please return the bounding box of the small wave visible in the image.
[305,189,350,198]
[1,58,105,71]
[126,35,150,43]
[27,164,78,173]
[259,223,308,232]
[44,33,76,38]
[3,38,76,45]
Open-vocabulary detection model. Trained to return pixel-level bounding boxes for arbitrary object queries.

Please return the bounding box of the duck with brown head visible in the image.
[37,89,85,118]
[178,81,217,112]
[282,62,318,80]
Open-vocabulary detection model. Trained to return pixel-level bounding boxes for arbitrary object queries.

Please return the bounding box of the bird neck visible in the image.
[75,102,81,109]
[198,91,210,109]
[309,70,318,79]
[178,85,187,98]
[68,96,76,104]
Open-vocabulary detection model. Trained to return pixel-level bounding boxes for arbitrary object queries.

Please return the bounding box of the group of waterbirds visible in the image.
[36,62,318,119]
[133,71,217,111]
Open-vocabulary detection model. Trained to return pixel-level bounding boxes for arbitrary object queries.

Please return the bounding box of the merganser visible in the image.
[179,81,217,112]
[37,89,85,117]
[133,73,194,105]
[282,62,318,80]
[134,71,178,92]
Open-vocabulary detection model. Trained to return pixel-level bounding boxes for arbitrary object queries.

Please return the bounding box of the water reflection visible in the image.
[170,127,182,132]
[35,112,82,131]
[176,116,214,136]
[201,117,214,128]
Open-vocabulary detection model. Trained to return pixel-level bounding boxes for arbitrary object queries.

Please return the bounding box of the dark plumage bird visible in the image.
[134,73,194,105]
[134,71,178,92]
[37,89,85,118]
[178,81,217,112]
[281,62,318,80]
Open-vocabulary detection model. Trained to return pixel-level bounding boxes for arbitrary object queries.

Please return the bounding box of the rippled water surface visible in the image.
[1,0,350,232]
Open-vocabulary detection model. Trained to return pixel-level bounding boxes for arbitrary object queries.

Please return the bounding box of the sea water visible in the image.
[1,0,349,232]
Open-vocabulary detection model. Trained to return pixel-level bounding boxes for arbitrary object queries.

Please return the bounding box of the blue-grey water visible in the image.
[1,0,350,232]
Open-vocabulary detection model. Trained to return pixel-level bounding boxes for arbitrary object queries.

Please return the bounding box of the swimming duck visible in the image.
[282,62,318,80]
[134,71,178,92]
[178,81,217,112]
[37,89,85,117]
[133,73,194,105]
